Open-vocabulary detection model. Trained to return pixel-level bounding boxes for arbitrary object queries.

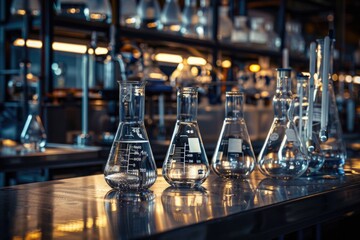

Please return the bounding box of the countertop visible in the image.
[1,159,360,240]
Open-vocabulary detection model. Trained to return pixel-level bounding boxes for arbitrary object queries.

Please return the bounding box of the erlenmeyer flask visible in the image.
[293,75,325,177]
[195,0,213,39]
[212,91,256,179]
[180,0,198,37]
[257,68,308,179]
[120,0,139,28]
[162,87,210,188]
[11,0,40,16]
[20,100,47,152]
[137,0,161,29]
[104,81,157,193]
[312,38,347,176]
[159,0,182,33]
[87,0,112,23]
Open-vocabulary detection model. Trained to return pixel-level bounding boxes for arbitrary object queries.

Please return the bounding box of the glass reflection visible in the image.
[211,178,254,212]
[104,189,156,239]
[254,178,309,206]
[161,187,209,224]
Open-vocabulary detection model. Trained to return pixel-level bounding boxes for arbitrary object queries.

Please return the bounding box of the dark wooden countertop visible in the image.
[1,159,360,240]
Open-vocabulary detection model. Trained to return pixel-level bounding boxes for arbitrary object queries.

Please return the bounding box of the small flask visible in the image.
[231,16,249,44]
[137,0,161,29]
[120,0,139,28]
[20,100,47,152]
[218,3,233,41]
[195,0,212,39]
[162,87,210,188]
[212,91,256,179]
[104,81,157,193]
[180,0,198,37]
[159,0,181,33]
[257,68,308,179]
[293,74,325,177]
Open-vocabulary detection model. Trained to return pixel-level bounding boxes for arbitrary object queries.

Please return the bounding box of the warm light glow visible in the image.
[187,56,207,66]
[353,76,360,84]
[191,66,199,76]
[332,73,338,81]
[301,72,310,76]
[14,38,108,55]
[125,18,137,24]
[249,64,261,72]
[169,25,181,32]
[155,53,183,64]
[339,74,345,82]
[345,75,352,83]
[222,60,232,68]
[16,9,26,15]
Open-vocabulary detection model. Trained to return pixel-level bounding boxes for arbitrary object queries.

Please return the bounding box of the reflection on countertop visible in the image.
[1,159,360,239]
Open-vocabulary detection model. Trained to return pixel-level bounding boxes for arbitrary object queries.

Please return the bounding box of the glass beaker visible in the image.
[162,87,210,188]
[312,38,347,176]
[87,0,112,23]
[257,68,308,179]
[20,100,47,152]
[104,81,157,193]
[212,91,256,179]
[293,75,325,177]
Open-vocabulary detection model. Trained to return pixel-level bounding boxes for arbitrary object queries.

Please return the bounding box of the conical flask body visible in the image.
[162,87,209,188]
[104,81,157,191]
[20,113,47,151]
[212,91,255,179]
[257,68,308,179]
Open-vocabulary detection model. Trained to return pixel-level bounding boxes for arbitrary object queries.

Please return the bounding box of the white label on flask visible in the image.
[188,138,201,153]
[217,151,223,160]
[269,133,279,141]
[146,9,155,18]
[228,138,243,153]
[313,107,321,122]
[286,129,297,142]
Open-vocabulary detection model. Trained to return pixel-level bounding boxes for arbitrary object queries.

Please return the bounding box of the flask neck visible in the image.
[177,87,198,122]
[315,38,334,84]
[225,91,244,119]
[274,69,293,119]
[296,80,308,99]
[119,82,145,123]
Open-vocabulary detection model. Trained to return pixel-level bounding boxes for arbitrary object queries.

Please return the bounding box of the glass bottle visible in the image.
[293,75,325,177]
[312,38,347,176]
[231,16,249,44]
[137,0,161,29]
[162,87,210,188]
[257,68,308,179]
[218,4,233,41]
[195,0,212,40]
[20,100,47,152]
[159,0,182,33]
[212,91,256,179]
[249,17,267,46]
[104,81,157,193]
[120,0,139,28]
[180,0,198,37]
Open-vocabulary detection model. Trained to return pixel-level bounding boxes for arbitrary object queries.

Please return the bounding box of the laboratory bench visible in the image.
[1,158,360,240]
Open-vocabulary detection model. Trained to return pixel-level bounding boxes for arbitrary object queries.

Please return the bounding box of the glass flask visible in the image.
[257,68,308,179]
[159,0,182,33]
[180,0,198,37]
[218,4,233,41]
[104,81,157,192]
[137,0,161,29]
[11,0,40,16]
[195,0,213,39]
[264,21,281,51]
[212,91,256,179]
[312,38,347,176]
[20,100,47,152]
[87,0,112,23]
[120,0,139,28]
[293,75,325,177]
[162,87,210,188]
[231,16,249,44]
[249,17,267,46]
